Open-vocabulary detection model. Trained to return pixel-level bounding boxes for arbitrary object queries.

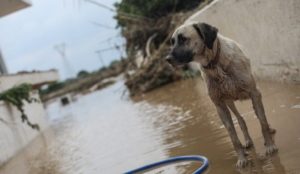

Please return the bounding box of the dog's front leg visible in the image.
[227,101,254,149]
[250,89,278,155]
[213,100,248,168]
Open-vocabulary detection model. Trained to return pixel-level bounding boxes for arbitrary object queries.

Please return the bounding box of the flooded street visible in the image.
[1,78,300,174]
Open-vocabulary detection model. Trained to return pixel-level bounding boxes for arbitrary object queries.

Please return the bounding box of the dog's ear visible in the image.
[193,23,218,49]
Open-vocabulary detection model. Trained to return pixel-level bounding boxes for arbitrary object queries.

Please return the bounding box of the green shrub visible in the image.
[0,84,40,130]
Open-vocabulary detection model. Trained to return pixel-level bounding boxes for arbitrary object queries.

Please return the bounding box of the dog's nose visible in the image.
[165,54,174,64]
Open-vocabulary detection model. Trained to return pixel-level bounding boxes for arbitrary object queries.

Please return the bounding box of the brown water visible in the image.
[1,78,300,174]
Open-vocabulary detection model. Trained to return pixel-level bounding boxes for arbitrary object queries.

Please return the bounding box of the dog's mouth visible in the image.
[166,51,194,68]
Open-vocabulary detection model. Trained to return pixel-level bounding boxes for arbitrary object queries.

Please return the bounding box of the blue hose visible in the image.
[124,155,209,174]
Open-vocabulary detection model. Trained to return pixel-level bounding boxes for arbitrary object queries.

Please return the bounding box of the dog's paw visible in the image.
[244,140,254,149]
[269,128,276,134]
[236,158,248,168]
[265,144,278,156]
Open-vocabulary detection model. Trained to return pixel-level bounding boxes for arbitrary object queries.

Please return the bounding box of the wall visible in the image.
[0,70,59,166]
[0,92,48,165]
[0,51,8,74]
[186,0,300,83]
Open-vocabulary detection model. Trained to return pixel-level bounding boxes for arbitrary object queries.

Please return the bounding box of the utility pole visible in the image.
[95,50,105,67]
[54,43,75,77]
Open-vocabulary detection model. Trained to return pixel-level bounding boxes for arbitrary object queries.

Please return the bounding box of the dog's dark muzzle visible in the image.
[165,48,194,66]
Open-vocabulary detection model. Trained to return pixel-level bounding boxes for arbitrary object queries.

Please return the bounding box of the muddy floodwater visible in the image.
[1,78,300,174]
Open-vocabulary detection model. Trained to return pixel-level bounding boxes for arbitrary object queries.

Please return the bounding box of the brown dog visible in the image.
[166,22,277,168]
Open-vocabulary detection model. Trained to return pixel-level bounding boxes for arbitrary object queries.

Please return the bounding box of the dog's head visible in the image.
[166,22,218,67]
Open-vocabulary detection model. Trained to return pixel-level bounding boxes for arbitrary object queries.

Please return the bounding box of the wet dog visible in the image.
[166,22,277,168]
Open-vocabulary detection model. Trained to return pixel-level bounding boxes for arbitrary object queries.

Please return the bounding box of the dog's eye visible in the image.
[178,35,188,45]
[170,38,175,45]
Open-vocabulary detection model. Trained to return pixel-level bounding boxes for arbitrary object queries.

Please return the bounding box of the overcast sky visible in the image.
[0,0,124,80]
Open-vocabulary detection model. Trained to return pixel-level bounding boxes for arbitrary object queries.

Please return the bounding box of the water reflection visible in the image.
[136,79,299,174]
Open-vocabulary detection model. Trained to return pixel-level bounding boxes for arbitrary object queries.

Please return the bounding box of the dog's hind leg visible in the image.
[227,101,253,149]
[213,100,248,168]
[250,89,278,155]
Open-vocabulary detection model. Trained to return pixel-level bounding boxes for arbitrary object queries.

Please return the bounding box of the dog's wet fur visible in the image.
[167,22,278,168]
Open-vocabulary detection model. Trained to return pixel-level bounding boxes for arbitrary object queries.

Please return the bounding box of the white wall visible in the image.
[187,0,300,83]
[0,70,59,165]
[0,92,48,165]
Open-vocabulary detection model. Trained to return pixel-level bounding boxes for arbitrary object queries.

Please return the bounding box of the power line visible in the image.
[90,21,115,29]
[84,0,114,12]
[96,44,126,52]
[95,51,105,67]
[98,34,122,44]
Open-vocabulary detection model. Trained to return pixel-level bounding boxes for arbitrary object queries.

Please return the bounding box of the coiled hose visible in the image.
[125,155,209,174]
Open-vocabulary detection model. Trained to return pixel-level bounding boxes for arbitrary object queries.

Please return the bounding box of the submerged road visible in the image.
[1,78,299,174]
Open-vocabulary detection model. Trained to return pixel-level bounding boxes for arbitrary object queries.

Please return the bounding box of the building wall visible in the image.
[0,51,8,74]
[0,92,48,165]
[0,70,58,165]
[186,0,300,83]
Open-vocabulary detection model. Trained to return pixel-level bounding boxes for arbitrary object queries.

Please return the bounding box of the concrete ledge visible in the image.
[0,0,31,18]
[0,70,59,93]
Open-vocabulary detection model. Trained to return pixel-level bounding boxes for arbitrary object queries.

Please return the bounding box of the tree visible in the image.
[77,70,90,78]
[114,0,203,28]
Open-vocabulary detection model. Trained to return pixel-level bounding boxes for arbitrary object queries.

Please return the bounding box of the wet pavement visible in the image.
[0,78,300,174]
